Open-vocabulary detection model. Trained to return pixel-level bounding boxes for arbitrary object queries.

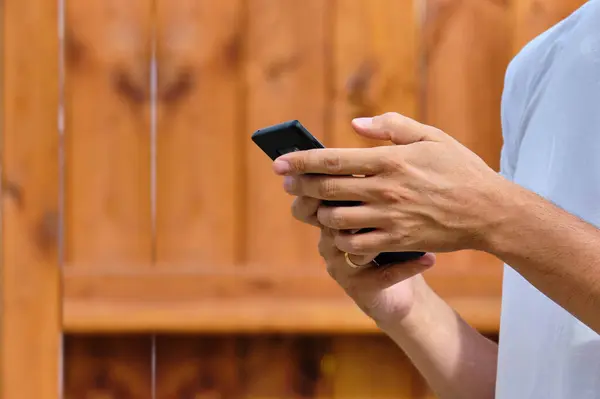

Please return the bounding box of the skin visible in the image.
[273,112,600,398]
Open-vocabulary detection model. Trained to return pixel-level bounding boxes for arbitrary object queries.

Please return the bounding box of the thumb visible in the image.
[351,112,447,145]
[360,252,436,289]
[348,251,436,269]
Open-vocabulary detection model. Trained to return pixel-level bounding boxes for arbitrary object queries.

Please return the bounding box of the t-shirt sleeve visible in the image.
[499,56,528,182]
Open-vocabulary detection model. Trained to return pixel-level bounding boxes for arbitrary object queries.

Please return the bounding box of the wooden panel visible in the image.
[331,0,419,148]
[330,337,428,397]
[155,0,243,267]
[512,0,589,53]
[289,336,333,398]
[55,0,504,336]
[63,335,152,398]
[156,336,238,398]
[64,0,152,268]
[423,0,510,169]
[156,335,331,398]
[0,0,61,398]
[421,0,508,294]
[236,336,331,398]
[244,0,328,268]
[155,335,440,398]
[62,260,501,333]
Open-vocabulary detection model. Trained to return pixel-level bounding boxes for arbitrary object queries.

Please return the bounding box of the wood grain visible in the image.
[156,336,238,398]
[330,337,428,397]
[153,335,447,398]
[0,0,61,398]
[512,0,589,54]
[421,0,508,291]
[64,0,153,268]
[244,0,328,268]
[63,335,152,398]
[331,0,419,148]
[155,0,244,267]
[235,336,332,398]
[235,337,296,397]
[423,0,510,169]
[62,261,501,333]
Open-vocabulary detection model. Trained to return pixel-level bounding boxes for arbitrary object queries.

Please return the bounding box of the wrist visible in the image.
[475,177,531,256]
[376,275,436,335]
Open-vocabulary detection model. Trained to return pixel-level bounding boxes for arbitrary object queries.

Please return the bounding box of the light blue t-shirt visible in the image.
[497,1,600,397]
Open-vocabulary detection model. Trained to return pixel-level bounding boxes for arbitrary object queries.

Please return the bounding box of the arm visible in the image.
[276,113,600,335]
[485,180,600,334]
[291,200,498,398]
[381,276,498,399]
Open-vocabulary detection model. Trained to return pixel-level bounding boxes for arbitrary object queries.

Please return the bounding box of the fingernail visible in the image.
[283,175,295,192]
[273,159,291,174]
[353,117,373,128]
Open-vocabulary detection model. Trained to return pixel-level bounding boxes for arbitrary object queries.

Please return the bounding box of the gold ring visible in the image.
[344,252,362,269]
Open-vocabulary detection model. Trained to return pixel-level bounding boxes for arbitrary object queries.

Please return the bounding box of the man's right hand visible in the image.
[291,195,436,327]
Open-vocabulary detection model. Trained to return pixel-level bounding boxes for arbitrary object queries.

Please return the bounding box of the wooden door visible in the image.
[1,0,587,397]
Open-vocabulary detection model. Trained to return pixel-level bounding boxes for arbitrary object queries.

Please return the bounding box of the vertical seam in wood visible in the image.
[0,0,4,395]
[236,0,249,266]
[324,0,335,147]
[150,0,158,395]
[150,0,158,267]
[58,0,66,395]
[417,0,428,124]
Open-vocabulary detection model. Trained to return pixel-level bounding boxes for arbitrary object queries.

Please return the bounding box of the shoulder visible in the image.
[499,2,591,179]
[506,0,599,94]
[503,2,587,113]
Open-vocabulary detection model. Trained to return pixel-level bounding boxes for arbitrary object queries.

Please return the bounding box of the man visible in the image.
[272,1,600,397]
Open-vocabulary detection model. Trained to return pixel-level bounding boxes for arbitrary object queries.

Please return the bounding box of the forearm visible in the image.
[379,276,498,399]
[486,180,600,333]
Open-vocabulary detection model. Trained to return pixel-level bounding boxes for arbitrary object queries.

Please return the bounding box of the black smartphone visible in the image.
[251,119,425,266]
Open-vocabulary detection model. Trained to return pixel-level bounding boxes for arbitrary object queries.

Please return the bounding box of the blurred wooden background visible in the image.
[0,0,587,397]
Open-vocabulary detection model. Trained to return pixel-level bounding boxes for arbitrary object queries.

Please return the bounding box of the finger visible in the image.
[346,252,378,268]
[358,253,436,289]
[291,196,321,226]
[320,239,374,283]
[283,175,376,202]
[317,204,389,230]
[273,147,387,176]
[318,228,341,259]
[351,112,448,145]
[334,229,396,255]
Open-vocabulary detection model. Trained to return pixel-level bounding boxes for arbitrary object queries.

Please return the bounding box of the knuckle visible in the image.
[427,126,445,139]
[318,241,328,259]
[318,233,330,256]
[344,236,369,254]
[323,153,343,173]
[325,210,346,229]
[378,187,401,203]
[292,197,317,222]
[317,179,338,199]
[382,153,405,171]
[388,230,408,250]
[291,198,303,220]
[318,230,336,259]
[374,112,400,127]
[379,111,400,122]
[290,154,307,172]
[429,126,444,135]
[378,186,412,204]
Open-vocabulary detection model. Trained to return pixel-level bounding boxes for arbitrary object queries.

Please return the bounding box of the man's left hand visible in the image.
[273,112,515,255]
